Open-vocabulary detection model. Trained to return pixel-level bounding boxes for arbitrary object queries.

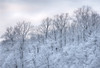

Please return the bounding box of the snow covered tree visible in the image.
[74,6,92,41]
[2,26,16,46]
[41,17,52,39]
[53,13,69,48]
[13,21,31,68]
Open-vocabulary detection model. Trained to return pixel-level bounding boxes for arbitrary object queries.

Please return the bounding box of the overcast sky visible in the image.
[0,0,100,38]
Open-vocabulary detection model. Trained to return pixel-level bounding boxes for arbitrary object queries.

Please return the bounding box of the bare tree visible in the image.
[74,6,100,42]
[90,12,100,35]
[14,21,31,42]
[14,21,31,68]
[41,17,52,39]
[53,13,69,48]
[2,26,16,46]
[74,6,92,41]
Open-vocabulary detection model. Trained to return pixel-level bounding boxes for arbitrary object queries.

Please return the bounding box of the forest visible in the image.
[0,6,100,68]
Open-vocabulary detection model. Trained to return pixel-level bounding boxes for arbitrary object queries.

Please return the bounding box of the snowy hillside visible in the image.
[0,6,100,68]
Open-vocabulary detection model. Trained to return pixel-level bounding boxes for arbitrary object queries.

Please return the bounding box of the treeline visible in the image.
[2,6,100,47]
[0,6,100,68]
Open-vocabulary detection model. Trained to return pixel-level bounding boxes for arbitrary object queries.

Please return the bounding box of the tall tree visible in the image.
[41,17,52,39]
[14,21,31,68]
[53,13,69,48]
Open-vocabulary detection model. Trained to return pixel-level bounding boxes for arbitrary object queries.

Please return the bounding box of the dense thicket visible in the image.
[0,6,100,68]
